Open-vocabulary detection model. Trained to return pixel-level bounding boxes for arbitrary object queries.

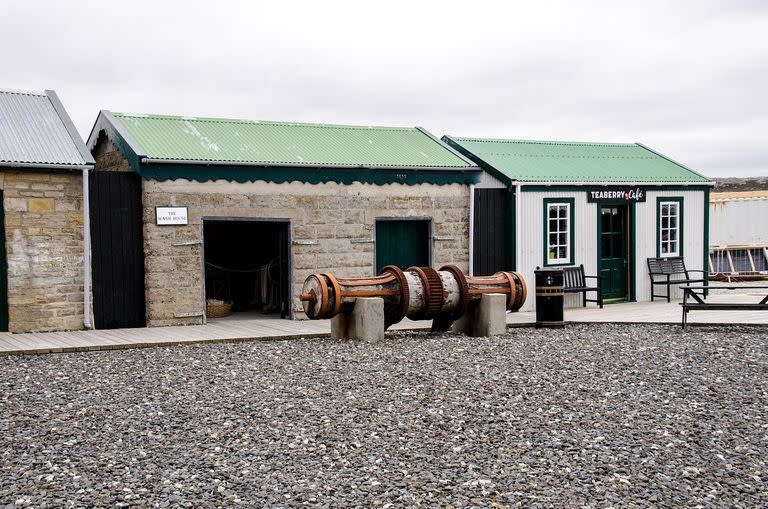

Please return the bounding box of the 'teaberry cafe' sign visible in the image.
[586,186,646,203]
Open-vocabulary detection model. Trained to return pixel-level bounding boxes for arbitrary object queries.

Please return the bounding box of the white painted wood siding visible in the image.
[515,188,706,311]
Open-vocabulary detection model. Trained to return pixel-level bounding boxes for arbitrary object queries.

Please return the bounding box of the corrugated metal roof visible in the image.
[108,113,472,168]
[444,137,710,183]
[0,89,93,167]
[710,190,768,201]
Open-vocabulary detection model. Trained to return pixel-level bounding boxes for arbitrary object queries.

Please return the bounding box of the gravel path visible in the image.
[1,324,766,508]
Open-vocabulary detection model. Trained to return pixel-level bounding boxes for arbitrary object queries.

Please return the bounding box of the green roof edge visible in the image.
[442,135,513,186]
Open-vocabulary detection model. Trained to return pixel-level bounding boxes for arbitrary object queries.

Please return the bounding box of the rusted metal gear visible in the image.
[378,265,409,328]
[407,266,444,321]
[431,264,469,331]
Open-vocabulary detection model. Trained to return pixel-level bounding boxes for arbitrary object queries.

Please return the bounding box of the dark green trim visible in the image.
[522,184,710,193]
[542,197,575,267]
[703,187,710,291]
[596,203,635,302]
[136,163,480,186]
[630,202,636,301]
[442,136,513,187]
[508,188,516,270]
[656,196,684,258]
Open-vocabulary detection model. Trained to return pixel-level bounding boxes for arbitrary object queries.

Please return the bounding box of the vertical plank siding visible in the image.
[89,172,146,329]
[473,189,508,275]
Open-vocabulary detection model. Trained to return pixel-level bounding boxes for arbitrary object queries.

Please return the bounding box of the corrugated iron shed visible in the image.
[0,89,94,168]
[94,112,471,169]
[443,136,710,184]
[710,190,768,201]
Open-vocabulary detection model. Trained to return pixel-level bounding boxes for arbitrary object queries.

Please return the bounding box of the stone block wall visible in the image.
[1,170,84,332]
[142,179,470,326]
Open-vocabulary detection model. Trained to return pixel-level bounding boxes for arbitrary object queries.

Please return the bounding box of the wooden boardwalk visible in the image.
[1,293,766,355]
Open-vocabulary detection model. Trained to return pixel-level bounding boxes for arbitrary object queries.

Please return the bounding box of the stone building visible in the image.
[87,112,479,327]
[0,89,95,332]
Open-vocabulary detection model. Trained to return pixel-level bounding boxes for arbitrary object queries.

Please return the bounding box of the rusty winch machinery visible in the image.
[300,265,526,331]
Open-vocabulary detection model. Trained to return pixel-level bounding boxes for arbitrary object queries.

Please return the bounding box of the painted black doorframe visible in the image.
[596,202,636,302]
[200,217,293,321]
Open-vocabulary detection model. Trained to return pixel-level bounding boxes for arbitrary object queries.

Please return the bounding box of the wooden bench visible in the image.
[680,285,768,327]
[563,264,603,308]
[647,257,706,302]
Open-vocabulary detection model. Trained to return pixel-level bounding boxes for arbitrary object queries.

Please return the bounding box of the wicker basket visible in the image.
[206,299,233,318]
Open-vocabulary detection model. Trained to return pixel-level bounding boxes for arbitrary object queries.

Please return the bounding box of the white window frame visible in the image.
[659,200,681,257]
[545,201,572,265]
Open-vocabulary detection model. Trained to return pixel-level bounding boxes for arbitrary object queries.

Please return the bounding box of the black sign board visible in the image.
[586,186,646,203]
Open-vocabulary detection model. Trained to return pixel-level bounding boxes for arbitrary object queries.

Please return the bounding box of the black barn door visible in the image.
[90,172,146,329]
[473,189,508,275]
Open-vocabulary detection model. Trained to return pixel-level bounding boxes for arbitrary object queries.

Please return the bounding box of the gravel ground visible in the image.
[1,323,766,508]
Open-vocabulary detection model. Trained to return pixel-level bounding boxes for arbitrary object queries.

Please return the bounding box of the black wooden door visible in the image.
[89,172,146,329]
[473,189,508,275]
[0,191,8,332]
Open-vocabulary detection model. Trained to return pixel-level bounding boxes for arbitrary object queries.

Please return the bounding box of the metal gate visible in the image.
[473,189,509,275]
[89,172,146,329]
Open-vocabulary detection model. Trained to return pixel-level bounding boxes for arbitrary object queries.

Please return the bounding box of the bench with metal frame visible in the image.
[647,256,706,302]
[680,285,768,328]
[563,264,603,308]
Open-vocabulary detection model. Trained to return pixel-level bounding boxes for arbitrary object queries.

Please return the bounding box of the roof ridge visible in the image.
[451,136,637,147]
[112,112,417,131]
[0,87,47,96]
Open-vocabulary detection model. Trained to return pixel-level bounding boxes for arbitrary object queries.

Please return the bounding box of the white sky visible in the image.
[2,0,767,176]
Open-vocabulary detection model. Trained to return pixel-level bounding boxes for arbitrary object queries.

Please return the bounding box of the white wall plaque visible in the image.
[156,206,188,226]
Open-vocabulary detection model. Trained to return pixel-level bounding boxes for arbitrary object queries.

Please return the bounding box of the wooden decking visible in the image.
[1,293,766,356]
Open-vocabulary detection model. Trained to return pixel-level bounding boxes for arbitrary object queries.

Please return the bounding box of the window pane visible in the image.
[558,247,567,259]
[549,233,557,245]
[549,219,558,232]
[661,217,668,229]
[558,232,567,245]
[669,242,677,255]
[661,204,669,216]
[669,216,677,228]
[612,234,622,256]
[601,235,610,257]
[669,230,677,241]
[549,247,557,260]
[549,206,557,219]
[661,243,669,254]
[558,218,567,232]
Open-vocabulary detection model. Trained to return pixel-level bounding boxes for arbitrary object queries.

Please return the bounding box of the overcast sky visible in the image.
[2,1,766,176]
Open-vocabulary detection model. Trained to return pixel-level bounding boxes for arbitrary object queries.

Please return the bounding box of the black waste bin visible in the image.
[535,268,564,328]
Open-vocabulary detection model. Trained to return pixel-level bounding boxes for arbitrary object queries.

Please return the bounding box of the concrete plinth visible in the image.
[452,293,507,337]
[330,297,385,342]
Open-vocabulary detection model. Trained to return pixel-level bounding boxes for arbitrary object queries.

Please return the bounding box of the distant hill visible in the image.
[712,177,768,192]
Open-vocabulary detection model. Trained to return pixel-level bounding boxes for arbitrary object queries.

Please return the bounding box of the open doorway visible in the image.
[203,218,291,320]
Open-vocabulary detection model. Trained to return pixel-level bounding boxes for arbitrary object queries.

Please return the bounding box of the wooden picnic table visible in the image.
[680,285,768,328]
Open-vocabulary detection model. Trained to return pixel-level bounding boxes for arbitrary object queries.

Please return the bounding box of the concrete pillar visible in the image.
[452,293,507,337]
[330,297,385,342]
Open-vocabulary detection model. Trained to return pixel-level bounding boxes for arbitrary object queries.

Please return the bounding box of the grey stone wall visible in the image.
[142,179,470,326]
[1,170,85,332]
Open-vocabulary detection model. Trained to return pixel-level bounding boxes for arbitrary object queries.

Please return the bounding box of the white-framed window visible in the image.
[545,200,573,265]
[659,200,681,257]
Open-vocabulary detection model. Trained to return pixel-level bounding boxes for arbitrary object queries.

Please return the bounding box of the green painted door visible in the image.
[0,191,7,331]
[599,205,628,301]
[375,219,430,274]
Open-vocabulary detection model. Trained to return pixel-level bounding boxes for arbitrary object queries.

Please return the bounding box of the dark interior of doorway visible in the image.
[203,220,290,319]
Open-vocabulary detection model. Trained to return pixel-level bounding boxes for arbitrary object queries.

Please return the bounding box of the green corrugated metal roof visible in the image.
[444,137,709,183]
[111,113,471,168]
